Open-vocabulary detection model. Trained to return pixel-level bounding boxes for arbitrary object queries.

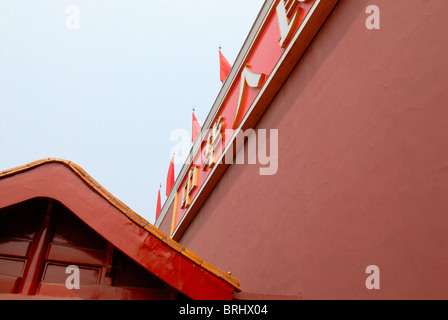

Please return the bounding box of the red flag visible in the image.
[166,155,175,196]
[156,186,161,220]
[192,111,201,142]
[219,48,231,82]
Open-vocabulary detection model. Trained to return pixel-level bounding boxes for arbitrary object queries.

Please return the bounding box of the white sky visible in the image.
[0,0,265,224]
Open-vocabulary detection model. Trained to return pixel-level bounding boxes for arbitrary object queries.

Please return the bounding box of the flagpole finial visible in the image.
[219,44,222,50]
[159,183,162,189]
[193,106,195,113]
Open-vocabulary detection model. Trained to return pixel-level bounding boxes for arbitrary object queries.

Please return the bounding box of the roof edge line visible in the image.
[0,158,241,290]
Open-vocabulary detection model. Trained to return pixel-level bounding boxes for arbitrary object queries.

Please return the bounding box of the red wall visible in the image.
[163,0,448,299]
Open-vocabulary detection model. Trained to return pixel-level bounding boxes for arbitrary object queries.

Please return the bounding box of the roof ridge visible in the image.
[0,158,240,290]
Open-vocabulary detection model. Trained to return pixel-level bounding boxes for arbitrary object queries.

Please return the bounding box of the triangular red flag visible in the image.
[219,48,231,82]
[166,155,175,197]
[156,186,161,220]
[192,112,202,142]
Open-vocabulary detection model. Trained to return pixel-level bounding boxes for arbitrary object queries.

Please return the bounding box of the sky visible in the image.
[0,0,265,224]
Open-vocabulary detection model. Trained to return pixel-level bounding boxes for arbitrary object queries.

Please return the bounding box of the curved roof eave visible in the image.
[0,158,241,299]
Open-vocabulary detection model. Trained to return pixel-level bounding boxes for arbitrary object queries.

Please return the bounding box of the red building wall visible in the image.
[160,0,448,299]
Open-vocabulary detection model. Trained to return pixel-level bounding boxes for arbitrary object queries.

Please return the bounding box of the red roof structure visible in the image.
[0,158,240,300]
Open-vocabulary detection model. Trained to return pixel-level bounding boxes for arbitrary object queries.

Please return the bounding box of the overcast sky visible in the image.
[0,0,264,224]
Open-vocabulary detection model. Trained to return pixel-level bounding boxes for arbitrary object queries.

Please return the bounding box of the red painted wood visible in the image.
[0,275,21,294]
[51,207,107,250]
[0,258,25,278]
[0,239,30,258]
[0,203,42,240]
[42,264,101,285]
[46,244,107,267]
[18,208,55,295]
[36,282,171,300]
[0,163,237,299]
[0,199,173,299]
